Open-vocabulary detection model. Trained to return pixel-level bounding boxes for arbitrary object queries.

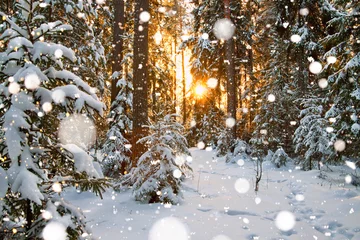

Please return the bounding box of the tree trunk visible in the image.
[111,0,125,103]
[181,49,186,124]
[132,0,149,166]
[224,0,237,142]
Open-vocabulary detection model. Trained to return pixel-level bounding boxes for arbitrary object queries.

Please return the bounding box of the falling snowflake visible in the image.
[148,217,189,240]
[213,19,235,41]
[234,178,250,194]
[275,211,296,231]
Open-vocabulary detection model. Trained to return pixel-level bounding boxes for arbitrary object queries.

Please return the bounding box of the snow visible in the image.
[42,221,67,240]
[63,149,360,239]
[148,217,189,240]
[309,61,323,74]
[275,211,296,231]
[0,166,8,198]
[139,11,151,23]
[213,19,235,41]
[60,144,102,178]
[58,114,96,149]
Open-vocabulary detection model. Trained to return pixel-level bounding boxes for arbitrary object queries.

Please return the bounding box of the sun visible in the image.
[195,84,206,97]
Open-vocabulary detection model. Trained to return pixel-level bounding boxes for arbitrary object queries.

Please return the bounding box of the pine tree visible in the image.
[294,96,335,170]
[0,1,108,238]
[131,114,192,204]
[102,74,132,177]
[321,0,360,158]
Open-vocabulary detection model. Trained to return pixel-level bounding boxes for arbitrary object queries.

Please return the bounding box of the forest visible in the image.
[0,0,359,239]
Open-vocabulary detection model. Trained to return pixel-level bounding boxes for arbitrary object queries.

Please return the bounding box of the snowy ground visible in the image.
[64,148,360,240]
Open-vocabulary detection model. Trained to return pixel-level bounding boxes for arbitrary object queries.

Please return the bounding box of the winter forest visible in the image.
[0,0,359,239]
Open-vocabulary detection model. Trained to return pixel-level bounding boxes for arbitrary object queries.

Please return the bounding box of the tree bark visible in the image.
[132,0,149,166]
[111,0,125,103]
[224,0,237,141]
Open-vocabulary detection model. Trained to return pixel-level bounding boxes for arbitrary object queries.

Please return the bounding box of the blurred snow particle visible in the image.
[52,182,62,193]
[329,117,336,123]
[207,78,218,88]
[255,197,261,205]
[290,121,297,126]
[25,73,41,90]
[290,34,301,43]
[283,22,289,28]
[54,49,63,59]
[213,19,235,41]
[334,139,346,152]
[148,217,189,240]
[154,31,163,45]
[58,114,96,149]
[197,141,205,150]
[345,161,356,170]
[41,210,52,220]
[267,94,276,102]
[186,156,193,163]
[237,159,245,166]
[139,11,151,22]
[225,117,236,128]
[212,234,231,240]
[42,102,53,113]
[205,146,212,151]
[201,33,209,40]
[234,178,250,194]
[52,89,66,104]
[8,82,20,94]
[309,61,322,74]
[326,127,334,133]
[173,169,182,179]
[345,175,352,184]
[275,211,296,231]
[190,120,196,127]
[326,56,337,64]
[243,218,250,224]
[318,78,328,89]
[42,222,67,240]
[95,0,105,4]
[175,155,186,165]
[299,8,309,16]
[295,194,305,201]
[158,7,166,13]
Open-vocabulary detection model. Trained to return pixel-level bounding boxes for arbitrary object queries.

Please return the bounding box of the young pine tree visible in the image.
[131,114,192,204]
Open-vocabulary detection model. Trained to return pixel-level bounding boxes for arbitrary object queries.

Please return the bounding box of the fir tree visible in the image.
[131,114,192,204]
[294,96,335,170]
[321,0,360,158]
[0,1,108,238]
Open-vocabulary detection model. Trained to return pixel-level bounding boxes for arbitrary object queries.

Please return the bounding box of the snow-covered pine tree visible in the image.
[321,0,360,158]
[187,106,225,148]
[271,147,292,168]
[131,114,192,204]
[102,73,133,177]
[294,96,334,170]
[0,1,108,238]
[251,0,298,155]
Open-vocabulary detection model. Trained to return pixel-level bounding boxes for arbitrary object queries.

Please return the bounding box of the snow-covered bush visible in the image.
[271,147,291,168]
[0,2,108,238]
[131,114,192,204]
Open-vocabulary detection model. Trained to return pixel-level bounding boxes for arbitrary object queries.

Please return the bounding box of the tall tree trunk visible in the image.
[224,0,237,142]
[181,49,186,124]
[132,0,149,166]
[111,0,125,103]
